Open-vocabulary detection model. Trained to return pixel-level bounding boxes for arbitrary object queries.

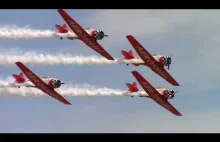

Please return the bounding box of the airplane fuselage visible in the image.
[10,77,62,89]
[60,28,100,40]
[22,77,54,87]
[132,55,165,67]
[133,88,169,98]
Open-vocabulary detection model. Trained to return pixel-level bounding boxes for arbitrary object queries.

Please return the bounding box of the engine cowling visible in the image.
[158,56,165,64]
[162,89,175,99]
[162,89,169,97]
[48,79,63,88]
[52,79,62,88]
[163,56,172,66]
[95,30,108,40]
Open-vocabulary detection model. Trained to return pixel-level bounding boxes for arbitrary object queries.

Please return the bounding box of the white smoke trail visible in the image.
[0,76,33,88]
[0,76,15,87]
[0,77,144,97]
[0,25,75,39]
[0,84,143,97]
[0,51,144,66]
[0,87,139,97]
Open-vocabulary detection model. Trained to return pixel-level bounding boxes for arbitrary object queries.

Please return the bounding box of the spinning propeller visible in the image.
[53,79,65,88]
[98,30,108,37]
[57,79,65,84]
[168,89,179,99]
[96,30,108,40]
[165,53,173,70]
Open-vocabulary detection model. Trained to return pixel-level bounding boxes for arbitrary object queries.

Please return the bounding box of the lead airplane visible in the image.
[9,62,71,105]
[57,9,114,60]
[129,71,182,116]
[125,35,180,86]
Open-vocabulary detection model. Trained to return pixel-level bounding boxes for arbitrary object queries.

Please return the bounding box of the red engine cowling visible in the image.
[48,79,63,88]
[158,56,165,64]
[162,89,169,98]
[89,29,97,38]
[48,79,54,87]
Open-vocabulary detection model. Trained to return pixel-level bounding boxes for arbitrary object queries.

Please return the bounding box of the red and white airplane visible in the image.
[127,71,182,116]
[56,9,114,60]
[124,35,180,86]
[55,23,102,41]
[122,50,172,69]
[9,62,71,105]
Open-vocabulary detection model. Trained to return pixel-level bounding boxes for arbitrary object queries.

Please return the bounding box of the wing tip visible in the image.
[57,9,66,15]
[173,82,180,86]
[15,61,22,66]
[107,56,115,60]
[131,70,138,75]
[126,35,133,38]
[176,83,180,86]
[57,9,63,12]
[176,113,182,116]
[66,103,72,105]
[64,101,71,105]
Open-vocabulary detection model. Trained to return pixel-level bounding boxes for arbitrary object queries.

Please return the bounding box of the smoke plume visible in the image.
[0,51,143,66]
[0,77,143,97]
[0,25,74,39]
[0,84,142,97]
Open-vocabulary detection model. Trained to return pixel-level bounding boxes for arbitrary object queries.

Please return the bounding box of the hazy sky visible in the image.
[0,9,219,133]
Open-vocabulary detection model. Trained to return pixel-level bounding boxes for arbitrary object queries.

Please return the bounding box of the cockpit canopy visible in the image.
[41,76,50,79]
[152,53,161,56]
[84,27,95,30]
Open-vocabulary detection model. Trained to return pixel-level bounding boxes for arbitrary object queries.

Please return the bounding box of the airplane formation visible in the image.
[3,9,182,116]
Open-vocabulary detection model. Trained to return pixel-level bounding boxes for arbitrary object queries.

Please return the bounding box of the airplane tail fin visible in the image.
[126,82,139,92]
[55,23,68,33]
[12,72,25,83]
[128,50,134,56]
[62,24,68,30]
[121,50,135,59]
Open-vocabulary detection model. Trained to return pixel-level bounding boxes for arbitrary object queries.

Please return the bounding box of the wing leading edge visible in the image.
[131,71,182,116]
[126,35,180,86]
[15,62,71,105]
[57,9,114,60]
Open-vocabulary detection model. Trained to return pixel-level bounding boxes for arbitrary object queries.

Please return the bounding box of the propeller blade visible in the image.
[170,53,173,57]
[104,34,108,37]
[61,82,65,84]
[168,64,170,70]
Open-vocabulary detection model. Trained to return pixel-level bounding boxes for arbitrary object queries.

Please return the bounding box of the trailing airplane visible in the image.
[10,62,71,105]
[128,70,182,116]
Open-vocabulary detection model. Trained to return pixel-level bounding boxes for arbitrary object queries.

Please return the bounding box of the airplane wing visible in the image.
[126,35,180,86]
[131,71,182,116]
[57,9,114,60]
[15,62,71,105]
